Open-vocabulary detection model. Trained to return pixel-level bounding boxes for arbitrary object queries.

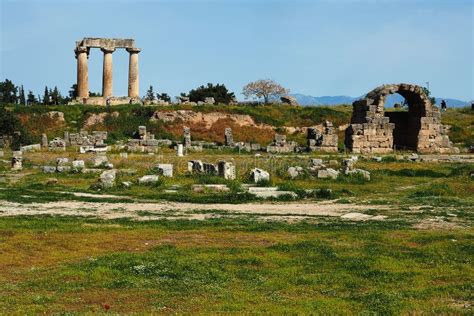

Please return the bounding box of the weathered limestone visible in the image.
[183,127,192,148]
[345,83,458,154]
[99,170,116,188]
[224,128,234,146]
[41,133,48,148]
[317,168,339,179]
[250,168,270,183]
[72,160,85,172]
[192,184,230,193]
[11,151,22,171]
[127,47,141,98]
[287,166,304,179]
[49,138,66,151]
[20,144,41,152]
[267,134,296,153]
[177,144,184,157]
[101,47,115,97]
[138,175,160,185]
[307,121,338,153]
[248,187,297,199]
[73,38,141,105]
[75,46,89,99]
[90,153,108,167]
[156,164,173,177]
[188,160,204,173]
[218,161,236,180]
[203,163,218,175]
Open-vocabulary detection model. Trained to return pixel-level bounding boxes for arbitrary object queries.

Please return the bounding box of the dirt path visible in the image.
[0,200,389,222]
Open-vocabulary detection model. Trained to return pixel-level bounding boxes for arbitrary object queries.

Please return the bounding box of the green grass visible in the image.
[0,216,472,314]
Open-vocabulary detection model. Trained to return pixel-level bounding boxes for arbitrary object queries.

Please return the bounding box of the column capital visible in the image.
[126,47,141,54]
[101,47,116,54]
[74,46,89,58]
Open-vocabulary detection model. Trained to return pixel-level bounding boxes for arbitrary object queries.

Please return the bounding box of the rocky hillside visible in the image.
[2,103,472,148]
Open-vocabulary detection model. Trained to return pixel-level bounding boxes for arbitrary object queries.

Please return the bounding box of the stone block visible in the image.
[138,175,160,185]
[99,170,116,188]
[250,168,270,183]
[218,161,236,180]
[156,164,173,177]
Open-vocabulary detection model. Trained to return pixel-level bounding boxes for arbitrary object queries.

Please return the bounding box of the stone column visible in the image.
[75,47,89,99]
[127,48,141,98]
[101,47,115,98]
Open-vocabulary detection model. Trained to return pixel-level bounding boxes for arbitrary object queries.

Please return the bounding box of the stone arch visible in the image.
[345,83,457,154]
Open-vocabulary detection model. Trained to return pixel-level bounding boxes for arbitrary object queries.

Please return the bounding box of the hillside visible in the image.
[1,103,472,148]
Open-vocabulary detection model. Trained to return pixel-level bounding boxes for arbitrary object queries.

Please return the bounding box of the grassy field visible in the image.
[0,217,472,314]
[1,104,473,314]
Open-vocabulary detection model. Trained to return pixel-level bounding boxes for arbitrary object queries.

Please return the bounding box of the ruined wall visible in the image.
[345,83,458,154]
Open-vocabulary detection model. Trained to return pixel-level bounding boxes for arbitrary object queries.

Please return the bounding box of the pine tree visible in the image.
[51,86,62,105]
[19,85,26,105]
[145,85,155,101]
[43,86,49,105]
[26,91,37,105]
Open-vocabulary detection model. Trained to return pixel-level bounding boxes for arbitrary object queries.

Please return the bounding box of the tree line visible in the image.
[1,78,291,105]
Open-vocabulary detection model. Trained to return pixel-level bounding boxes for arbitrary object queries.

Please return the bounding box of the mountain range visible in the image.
[292,93,472,108]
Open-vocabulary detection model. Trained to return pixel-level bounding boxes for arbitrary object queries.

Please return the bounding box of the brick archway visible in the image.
[345,83,457,154]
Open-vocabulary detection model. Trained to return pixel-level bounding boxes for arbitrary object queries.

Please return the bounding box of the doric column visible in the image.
[75,46,89,99]
[127,47,141,98]
[101,47,115,98]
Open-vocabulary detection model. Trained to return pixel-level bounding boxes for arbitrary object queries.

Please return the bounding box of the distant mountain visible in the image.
[292,93,470,108]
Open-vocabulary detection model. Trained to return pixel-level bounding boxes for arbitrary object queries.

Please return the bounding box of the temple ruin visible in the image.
[345,83,458,154]
[71,38,141,106]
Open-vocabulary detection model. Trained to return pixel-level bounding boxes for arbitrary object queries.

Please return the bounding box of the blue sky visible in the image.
[1,0,473,100]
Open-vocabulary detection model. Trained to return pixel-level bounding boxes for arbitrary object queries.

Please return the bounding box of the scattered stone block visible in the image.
[99,170,116,188]
[20,144,41,152]
[138,175,160,185]
[90,154,108,167]
[192,184,230,193]
[72,160,85,172]
[56,166,71,173]
[156,164,173,177]
[287,166,303,179]
[42,166,56,173]
[177,144,184,157]
[250,168,270,183]
[56,158,69,166]
[218,161,236,180]
[317,168,339,179]
[11,151,22,171]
